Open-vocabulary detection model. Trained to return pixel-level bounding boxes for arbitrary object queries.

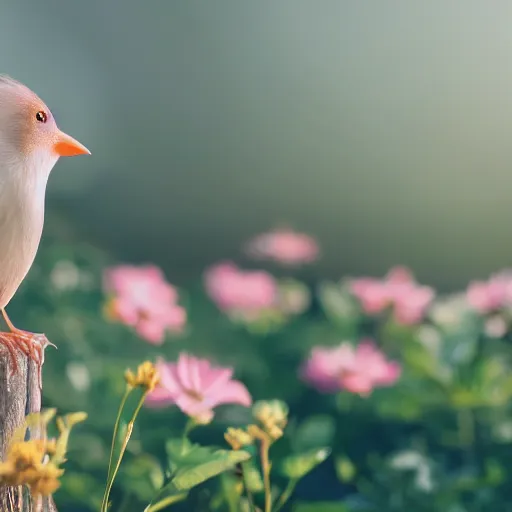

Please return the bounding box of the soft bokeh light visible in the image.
[2,3,512,511]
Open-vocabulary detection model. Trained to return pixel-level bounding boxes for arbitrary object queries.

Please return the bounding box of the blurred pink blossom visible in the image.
[301,340,401,395]
[204,261,277,313]
[246,228,319,265]
[104,264,186,344]
[466,272,512,314]
[349,266,434,325]
[145,353,252,423]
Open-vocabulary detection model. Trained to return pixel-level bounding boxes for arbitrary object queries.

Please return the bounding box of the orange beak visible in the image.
[53,131,90,157]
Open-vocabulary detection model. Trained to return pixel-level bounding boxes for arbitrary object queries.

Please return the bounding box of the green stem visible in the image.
[273,479,298,512]
[118,492,132,512]
[240,462,256,512]
[101,389,148,512]
[181,418,196,448]
[457,408,475,448]
[101,387,131,512]
[145,494,187,512]
[260,440,272,512]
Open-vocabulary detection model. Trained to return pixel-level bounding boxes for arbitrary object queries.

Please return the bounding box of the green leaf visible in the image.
[146,440,251,509]
[292,415,335,452]
[281,448,331,479]
[119,454,164,501]
[335,455,356,482]
[101,385,146,512]
[171,447,250,490]
[317,282,358,320]
[295,502,348,512]
[241,460,264,492]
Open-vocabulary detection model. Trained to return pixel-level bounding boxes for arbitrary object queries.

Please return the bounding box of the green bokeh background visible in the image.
[2,2,512,511]
[2,1,512,287]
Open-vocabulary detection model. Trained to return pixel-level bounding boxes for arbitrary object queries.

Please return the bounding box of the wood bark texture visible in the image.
[0,349,57,512]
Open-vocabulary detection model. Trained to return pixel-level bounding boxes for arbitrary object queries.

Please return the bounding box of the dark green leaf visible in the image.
[292,415,335,452]
[119,454,164,501]
[147,440,251,509]
[281,448,331,479]
[295,502,349,512]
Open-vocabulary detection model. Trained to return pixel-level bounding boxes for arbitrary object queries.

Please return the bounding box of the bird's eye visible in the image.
[35,111,47,123]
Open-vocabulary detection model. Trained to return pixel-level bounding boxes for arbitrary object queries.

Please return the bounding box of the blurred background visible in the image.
[2,1,512,288]
[3,2,512,511]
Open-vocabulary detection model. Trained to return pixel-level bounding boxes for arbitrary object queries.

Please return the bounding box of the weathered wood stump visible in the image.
[0,343,58,512]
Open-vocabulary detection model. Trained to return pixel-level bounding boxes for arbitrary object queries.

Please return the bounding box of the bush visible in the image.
[10,219,512,511]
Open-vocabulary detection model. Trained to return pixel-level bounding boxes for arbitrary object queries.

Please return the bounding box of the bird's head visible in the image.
[0,75,89,180]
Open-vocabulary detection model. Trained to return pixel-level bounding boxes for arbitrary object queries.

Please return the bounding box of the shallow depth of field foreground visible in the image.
[4,3,512,511]
[8,221,512,512]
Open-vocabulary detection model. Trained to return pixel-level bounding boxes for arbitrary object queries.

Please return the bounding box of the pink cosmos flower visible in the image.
[246,228,319,265]
[104,264,186,344]
[145,353,252,422]
[466,271,512,314]
[204,261,277,313]
[349,267,434,325]
[301,340,401,395]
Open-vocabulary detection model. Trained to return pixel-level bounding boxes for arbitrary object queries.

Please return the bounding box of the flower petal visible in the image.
[207,380,252,408]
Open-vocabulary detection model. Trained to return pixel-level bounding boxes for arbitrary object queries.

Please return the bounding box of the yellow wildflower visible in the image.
[0,439,63,495]
[45,439,57,456]
[0,440,43,486]
[29,463,64,496]
[224,427,253,450]
[246,424,268,441]
[125,361,160,392]
[103,297,119,321]
[266,424,284,442]
[253,400,288,437]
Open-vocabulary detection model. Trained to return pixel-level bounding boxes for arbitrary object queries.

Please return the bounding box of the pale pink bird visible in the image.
[0,76,89,371]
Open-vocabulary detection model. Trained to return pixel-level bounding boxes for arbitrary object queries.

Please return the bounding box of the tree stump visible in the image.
[0,343,58,512]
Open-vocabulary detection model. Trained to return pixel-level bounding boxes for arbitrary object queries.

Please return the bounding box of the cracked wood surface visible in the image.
[0,350,57,512]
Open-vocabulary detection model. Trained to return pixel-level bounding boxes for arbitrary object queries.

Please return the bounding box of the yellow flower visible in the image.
[253,400,288,436]
[0,439,59,493]
[125,361,160,392]
[29,463,64,496]
[266,425,284,442]
[5,440,44,471]
[103,297,119,321]
[45,439,57,456]
[246,424,268,441]
[224,427,253,450]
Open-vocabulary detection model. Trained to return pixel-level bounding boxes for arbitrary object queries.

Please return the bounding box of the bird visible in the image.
[0,75,89,374]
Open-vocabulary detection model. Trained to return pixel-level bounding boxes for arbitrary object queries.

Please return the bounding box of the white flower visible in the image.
[389,450,434,492]
[50,261,81,291]
[66,362,91,392]
[430,294,469,329]
[484,315,508,338]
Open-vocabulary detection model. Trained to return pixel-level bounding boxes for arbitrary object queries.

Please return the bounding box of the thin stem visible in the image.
[240,462,256,512]
[101,389,148,512]
[457,408,475,448]
[181,418,196,449]
[145,493,187,512]
[221,474,238,512]
[273,479,298,512]
[457,407,476,469]
[101,387,131,512]
[118,492,132,512]
[260,440,272,512]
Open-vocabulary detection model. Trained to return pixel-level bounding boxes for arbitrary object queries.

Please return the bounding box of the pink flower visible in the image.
[246,229,319,265]
[466,271,512,314]
[204,261,277,313]
[301,340,401,395]
[145,353,252,422]
[349,266,434,325]
[104,264,186,344]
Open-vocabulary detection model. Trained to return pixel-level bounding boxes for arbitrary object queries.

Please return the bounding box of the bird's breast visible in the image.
[0,183,45,308]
